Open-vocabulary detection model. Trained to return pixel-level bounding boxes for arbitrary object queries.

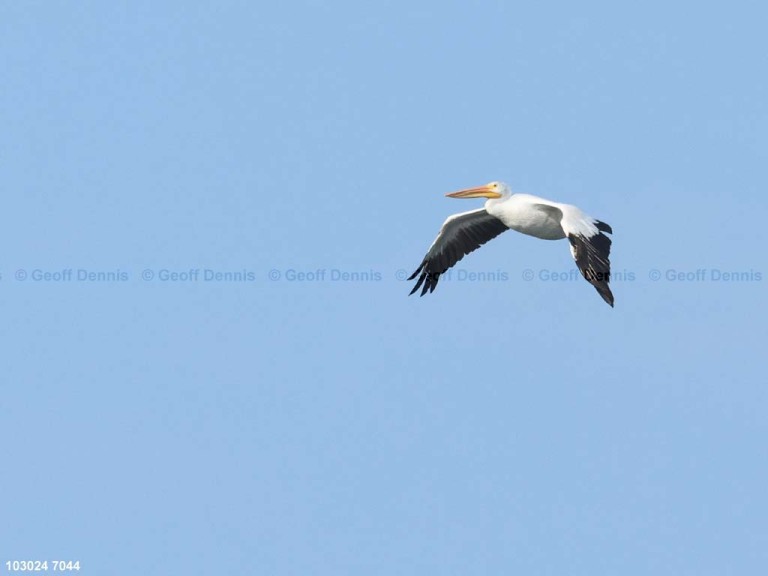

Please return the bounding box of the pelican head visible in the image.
[445,181,508,199]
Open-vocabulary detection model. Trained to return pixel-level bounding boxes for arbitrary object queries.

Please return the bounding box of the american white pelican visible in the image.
[408,181,614,306]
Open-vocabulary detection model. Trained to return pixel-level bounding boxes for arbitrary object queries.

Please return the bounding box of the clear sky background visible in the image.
[2,1,767,574]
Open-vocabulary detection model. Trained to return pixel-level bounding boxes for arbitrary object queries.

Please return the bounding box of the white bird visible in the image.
[408,181,614,306]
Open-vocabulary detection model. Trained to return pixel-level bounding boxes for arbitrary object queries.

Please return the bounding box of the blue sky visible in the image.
[2,1,766,574]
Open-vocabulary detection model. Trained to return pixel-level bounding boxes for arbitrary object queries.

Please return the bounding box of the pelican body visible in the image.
[408,181,614,306]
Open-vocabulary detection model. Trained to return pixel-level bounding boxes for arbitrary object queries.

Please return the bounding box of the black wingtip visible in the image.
[599,286,615,307]
[407,261,442,297]
[407,263,424,296]
[420,272,439,296]
[595,220,613,234]
[408,273,424,296]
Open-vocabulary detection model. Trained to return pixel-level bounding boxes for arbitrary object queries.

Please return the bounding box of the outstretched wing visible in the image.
[562,215,614,307]
[534,203,614,307]
[408,208,508,296]
[567,228,613,306]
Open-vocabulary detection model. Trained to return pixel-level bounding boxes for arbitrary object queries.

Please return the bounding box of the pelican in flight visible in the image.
[408,181,614,306]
